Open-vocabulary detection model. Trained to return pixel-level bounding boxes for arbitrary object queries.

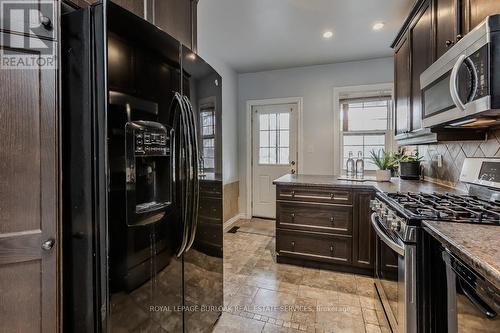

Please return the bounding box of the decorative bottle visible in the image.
[346,151,355,177]
[356,151,364,179]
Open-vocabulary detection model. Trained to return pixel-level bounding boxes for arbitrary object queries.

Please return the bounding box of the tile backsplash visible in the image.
[414,127,500,192]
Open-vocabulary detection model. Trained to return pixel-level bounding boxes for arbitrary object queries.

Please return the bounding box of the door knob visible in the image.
[445,40,454,47]
[291,169,296,174]
[290,161,296,166]
[41,239,55,251]
[40,16,52,30]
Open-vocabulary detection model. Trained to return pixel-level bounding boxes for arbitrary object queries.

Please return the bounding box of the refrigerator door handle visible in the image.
[172,92,190,257]
[184,96,199,252]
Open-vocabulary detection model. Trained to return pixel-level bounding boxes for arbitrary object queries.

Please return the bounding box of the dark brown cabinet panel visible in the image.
[277,229,352,265]
[462,0,500,33]
[154,0,197,49]
[0,33,58,332]
[394,35,411,136]
[277,202,352,235]
[111,0,144,18]
[410,0,434,132]
[353,191,375,269]
[435,0,459,58]
[275,185,373,275]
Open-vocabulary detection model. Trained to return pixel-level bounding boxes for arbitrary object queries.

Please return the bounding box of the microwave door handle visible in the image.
[450,54,467,111]
[370,213,405,256]
[458,279,497,319]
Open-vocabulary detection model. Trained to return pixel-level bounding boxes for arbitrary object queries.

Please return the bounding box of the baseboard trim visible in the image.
[223,213,245,232]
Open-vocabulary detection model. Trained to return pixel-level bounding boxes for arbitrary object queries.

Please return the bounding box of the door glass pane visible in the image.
[278,148,289,164]
[258,111,291,165]
[279,113,290,129]
[279,130,289,147]
[260,114,269,130]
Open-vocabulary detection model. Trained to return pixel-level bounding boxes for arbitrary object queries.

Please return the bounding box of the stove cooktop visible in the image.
[382,192,500,225]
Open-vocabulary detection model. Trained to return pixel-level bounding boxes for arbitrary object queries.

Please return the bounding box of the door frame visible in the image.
[245,97,303,219]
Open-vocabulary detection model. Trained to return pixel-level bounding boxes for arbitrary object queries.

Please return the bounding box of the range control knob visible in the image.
[390,219,401,232]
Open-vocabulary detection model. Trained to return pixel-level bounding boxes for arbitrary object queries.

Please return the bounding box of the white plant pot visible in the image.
[376,170,391,182]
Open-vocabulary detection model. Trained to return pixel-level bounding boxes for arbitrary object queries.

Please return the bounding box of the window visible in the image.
[258,112,290,165]
[340,97,391,171]
[201,107,216,171]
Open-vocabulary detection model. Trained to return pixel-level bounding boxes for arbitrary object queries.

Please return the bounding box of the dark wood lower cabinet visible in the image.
[0,33,59,332]
[276,185,375,276]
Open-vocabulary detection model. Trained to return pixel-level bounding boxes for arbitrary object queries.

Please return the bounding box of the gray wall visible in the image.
[238,57,394,216]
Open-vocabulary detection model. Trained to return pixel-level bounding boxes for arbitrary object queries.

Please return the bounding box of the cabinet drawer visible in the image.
[0,0,57,40]
[277,229,351,264]
[277,202,352,235]
[277,186,352,205]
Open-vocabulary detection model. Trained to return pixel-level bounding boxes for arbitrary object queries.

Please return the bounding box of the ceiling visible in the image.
[197,0,414,73]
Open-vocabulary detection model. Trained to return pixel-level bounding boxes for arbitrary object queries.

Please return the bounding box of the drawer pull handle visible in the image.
[330,245,334,254]
[330,216,334,223]
[291,213,295,221]
[291,241,295,251]
[291,190,295,197]
[330,193,334,199]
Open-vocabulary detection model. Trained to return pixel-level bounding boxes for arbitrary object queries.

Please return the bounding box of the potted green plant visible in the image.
[398,150,424,180]
[369,149,397,182]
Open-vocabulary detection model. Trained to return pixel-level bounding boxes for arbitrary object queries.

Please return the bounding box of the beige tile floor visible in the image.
[213,218,391,333]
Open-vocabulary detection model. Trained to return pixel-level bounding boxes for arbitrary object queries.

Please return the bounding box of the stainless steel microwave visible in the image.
[420,15,500,128]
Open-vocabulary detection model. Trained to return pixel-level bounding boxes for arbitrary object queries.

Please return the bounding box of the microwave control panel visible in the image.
[469,44,489,101]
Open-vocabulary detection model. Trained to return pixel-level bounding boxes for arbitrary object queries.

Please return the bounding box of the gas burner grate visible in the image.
[386,192,500,225]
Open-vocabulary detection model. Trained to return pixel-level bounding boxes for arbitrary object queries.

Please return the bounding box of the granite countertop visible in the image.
[273,174,464,194]
[423,221,500,289]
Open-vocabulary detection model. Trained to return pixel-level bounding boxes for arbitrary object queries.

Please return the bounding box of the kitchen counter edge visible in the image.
[423,220,500,290]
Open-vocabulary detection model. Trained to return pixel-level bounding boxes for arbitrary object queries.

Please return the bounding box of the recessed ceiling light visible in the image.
[323,31,333,39]
[373,22,385,31]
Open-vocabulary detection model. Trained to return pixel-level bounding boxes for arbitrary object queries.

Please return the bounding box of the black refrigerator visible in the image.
[61,2,223,332]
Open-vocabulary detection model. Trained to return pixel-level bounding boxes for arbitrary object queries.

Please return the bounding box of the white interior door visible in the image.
[252,103,298,218]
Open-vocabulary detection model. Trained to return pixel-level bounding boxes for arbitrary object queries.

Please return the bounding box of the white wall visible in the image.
[198,10,239,185]
[238,57,394,215]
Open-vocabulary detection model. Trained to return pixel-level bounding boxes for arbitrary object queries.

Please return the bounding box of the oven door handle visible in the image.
[370,213,405,257]
[458,278,497,319]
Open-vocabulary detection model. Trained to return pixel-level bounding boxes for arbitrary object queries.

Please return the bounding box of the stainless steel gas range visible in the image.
[370,158,500,333]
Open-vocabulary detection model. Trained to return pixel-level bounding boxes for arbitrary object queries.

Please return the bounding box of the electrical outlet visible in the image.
[437,154,443,168]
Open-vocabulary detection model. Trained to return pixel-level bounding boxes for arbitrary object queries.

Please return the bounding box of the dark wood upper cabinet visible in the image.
[0,33,59,332]
[154,0,197,50]
[111,0,144,17]
[435,0,459,58]
[462,0,500,34]
[394,35,411,136]
[104,0,199,51]
[392,0,498,144]
[410,0,434,132]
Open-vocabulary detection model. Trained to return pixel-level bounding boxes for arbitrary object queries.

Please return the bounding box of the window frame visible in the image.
[333,84,395,175]
[200,106,216,173]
